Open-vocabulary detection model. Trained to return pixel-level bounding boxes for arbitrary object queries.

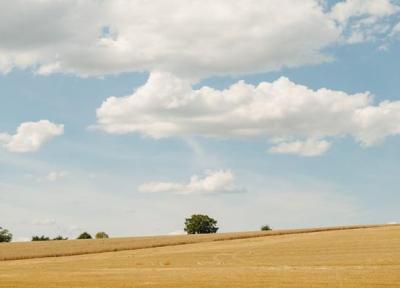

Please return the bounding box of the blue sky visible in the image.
[1,0,400,241]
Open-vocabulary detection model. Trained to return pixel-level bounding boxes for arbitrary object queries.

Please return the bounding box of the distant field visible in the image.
[0,225,399,287]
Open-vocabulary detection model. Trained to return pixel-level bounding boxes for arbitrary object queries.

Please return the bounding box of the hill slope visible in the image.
[0,225,399,287]
[0,224,388,261]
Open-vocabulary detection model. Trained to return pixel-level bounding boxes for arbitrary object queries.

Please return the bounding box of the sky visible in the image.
[1,0,400,241]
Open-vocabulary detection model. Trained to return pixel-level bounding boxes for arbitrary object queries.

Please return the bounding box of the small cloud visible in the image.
[0,120,64,153]
[46,171,68,182]
[378,44,389,52]
[268,139,331,157]
[36,62,61,75]
[138,170,245,195]
[35,171,68,183]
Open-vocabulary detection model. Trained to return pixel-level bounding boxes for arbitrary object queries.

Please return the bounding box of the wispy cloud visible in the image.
[268,139,331,157]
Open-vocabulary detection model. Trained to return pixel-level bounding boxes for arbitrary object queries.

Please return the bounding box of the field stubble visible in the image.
[0,224,399,287]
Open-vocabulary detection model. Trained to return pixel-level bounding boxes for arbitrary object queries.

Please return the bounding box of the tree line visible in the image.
[0,214,272,243]
[31,232,109,241]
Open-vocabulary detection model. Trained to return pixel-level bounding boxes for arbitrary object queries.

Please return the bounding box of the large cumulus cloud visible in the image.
[0,0,398,77]
[96,71,400,155]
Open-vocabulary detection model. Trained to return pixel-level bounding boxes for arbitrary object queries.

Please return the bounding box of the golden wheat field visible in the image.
[0,225,399,287]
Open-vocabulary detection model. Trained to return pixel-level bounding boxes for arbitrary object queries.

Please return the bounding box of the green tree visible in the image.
[53,235,68,240]
[0,227,12,243]
[184,214,219,234]
[261,225,272,231]
[32,235,50,241]
[95,232,109,239]
[77,232,92,239]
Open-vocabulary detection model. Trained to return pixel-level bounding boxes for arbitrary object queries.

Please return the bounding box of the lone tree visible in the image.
[95,232,109,239]
[77,232,92,239]
[261,225,272,231]
[184,214,219,234]
[0,227,12,243]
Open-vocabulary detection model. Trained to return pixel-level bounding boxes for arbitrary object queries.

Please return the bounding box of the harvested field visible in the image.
[0,224,387,261]
[0,225,399,287]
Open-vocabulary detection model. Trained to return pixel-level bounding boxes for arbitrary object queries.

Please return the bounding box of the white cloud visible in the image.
[0,120,64,153]
[96,72,400,155]
[0,0,398,77]
[34,171,68,183]
[32,218,56,226]
[331,0,400,43]
[45,171,68,182]
[352,101,400,145]
[331,0,399,23]
[138,170,244,195]
[390,22,400,36]
[0,133,11,144]
[268,139,331,157]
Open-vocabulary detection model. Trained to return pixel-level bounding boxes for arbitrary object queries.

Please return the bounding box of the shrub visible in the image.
[0,227,12,243]
[95,232,109,239]
[184,214,219,234]
[261,225,272,231]
[32,235,50,241]
[77,232,92,239]
[53,235,68,240]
